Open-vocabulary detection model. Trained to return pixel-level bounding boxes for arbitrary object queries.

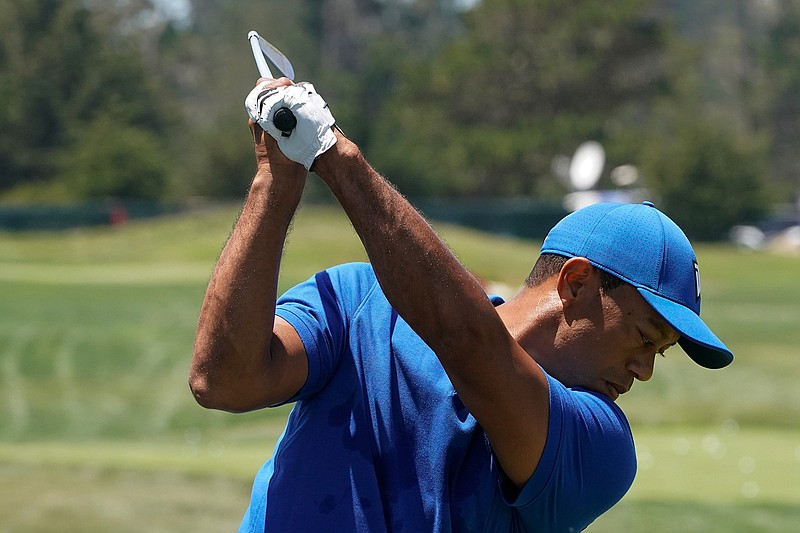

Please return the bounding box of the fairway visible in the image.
[1,204,798,532]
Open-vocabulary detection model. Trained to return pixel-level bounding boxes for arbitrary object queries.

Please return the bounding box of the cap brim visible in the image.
[637,289,733,369]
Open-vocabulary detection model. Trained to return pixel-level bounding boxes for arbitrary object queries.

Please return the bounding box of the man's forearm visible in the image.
[190,162,305,411]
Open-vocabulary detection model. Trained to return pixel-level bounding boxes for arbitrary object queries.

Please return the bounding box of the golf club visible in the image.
[249,30,297,135]
[248,30,295,80]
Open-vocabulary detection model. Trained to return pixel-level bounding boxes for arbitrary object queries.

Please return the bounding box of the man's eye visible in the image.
[658,343,676,358]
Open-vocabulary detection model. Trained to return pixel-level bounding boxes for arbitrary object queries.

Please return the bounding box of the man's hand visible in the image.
[249,117,308,181]
[245,78,337,170]
[247,78,307,180]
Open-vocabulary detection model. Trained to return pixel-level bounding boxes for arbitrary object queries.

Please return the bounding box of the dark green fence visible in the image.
[0,202,181,231]
[0,198,567,240]
[413,198,567,241]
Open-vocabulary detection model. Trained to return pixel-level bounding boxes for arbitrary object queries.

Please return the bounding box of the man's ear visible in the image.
[556,257,600,306]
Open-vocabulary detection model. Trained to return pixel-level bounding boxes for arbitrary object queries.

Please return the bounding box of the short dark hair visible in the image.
[525,253,627,292]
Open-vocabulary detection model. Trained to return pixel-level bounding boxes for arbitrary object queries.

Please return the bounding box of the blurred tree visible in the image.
[635,0,773,238]
[59,114,168,199]
[758,0,800,199]
[0,0,175,199]
[0,0,784,224]
[369,0,674,198]
[639,112,771,240]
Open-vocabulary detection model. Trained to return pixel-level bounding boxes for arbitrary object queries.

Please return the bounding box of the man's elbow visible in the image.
[188,357,254,413]
[188,365,227,410]
[188,376,259,413]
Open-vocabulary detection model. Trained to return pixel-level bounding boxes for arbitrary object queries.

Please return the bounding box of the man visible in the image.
[190,78,732,532]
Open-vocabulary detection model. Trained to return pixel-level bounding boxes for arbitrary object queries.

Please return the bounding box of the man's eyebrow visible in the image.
[648,316,678,343]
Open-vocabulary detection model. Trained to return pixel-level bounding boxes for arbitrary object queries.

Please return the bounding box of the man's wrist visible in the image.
[313,129,360,179]
[250,164,306,201]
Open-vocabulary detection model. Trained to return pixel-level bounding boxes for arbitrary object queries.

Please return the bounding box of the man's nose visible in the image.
[627,351,656,382]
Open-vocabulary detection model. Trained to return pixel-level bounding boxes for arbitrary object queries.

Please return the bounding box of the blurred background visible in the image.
[0,0,798,531]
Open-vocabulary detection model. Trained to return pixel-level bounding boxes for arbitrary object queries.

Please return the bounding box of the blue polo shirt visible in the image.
[238,262,636,532]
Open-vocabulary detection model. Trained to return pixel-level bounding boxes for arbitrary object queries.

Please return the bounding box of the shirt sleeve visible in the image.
[504,373,637,532]
[274,262,378,404]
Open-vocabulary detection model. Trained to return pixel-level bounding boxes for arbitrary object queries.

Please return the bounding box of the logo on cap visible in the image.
[693,261,701,302]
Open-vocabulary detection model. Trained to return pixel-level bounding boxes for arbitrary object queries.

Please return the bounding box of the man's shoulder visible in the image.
[322,262,386,306]
[280,262,378,301]
[325,261,376,283]
[277,262,394,328]
[546,374,634,453]
[509,372,636,530]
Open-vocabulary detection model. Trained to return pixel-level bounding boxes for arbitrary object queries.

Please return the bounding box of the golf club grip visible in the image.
[273,107,297,135]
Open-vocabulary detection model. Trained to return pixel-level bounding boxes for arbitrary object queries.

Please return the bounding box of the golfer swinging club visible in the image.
[190,76,733,532]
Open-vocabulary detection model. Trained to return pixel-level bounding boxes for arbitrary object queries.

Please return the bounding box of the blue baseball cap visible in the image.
[541,201,733,369]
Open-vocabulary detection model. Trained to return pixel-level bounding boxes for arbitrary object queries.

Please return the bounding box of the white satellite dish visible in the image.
[610,164,639,187]
[568,141,605,191]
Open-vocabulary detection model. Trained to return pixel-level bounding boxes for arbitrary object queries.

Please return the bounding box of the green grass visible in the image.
[0,463,251,533]
[1,203,798,532]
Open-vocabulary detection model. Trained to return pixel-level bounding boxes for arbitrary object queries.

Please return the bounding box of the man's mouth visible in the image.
[606,381,628,400]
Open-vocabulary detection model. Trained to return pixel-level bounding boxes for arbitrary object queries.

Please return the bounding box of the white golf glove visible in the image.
[245,81,337,170]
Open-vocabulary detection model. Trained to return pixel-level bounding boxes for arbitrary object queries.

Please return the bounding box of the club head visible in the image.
[248,30,295,81]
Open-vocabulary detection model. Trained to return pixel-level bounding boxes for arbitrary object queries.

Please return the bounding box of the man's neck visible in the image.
[496,284,561,367]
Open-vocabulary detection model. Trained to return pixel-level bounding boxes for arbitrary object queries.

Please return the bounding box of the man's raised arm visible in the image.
[313,132,550,487]
[189,79,310,413]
